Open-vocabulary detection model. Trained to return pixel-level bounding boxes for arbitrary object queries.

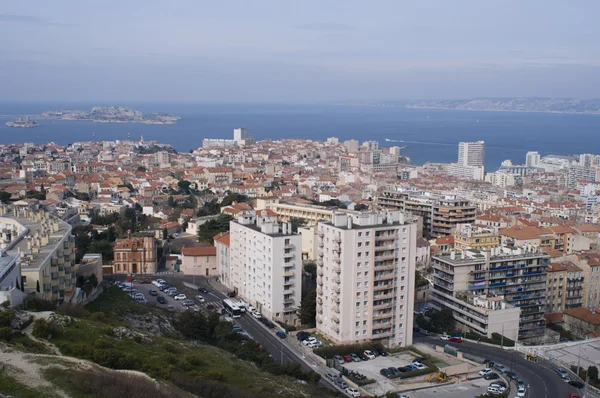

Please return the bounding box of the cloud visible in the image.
[0,13,78,27]
[295,22,355,31]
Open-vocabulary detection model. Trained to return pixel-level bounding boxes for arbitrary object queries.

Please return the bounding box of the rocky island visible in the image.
[6,116,39,128]
[42,106,181,124]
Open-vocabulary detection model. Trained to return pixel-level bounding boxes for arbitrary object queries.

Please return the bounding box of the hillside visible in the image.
[0,287,332,398]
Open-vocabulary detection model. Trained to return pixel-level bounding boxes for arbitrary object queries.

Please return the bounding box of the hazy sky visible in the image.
[2,1,600,102]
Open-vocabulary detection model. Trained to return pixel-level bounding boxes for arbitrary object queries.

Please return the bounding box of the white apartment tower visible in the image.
[458,141,485,167]
[229,209,302,325]
[525,151,541,167]
[316,210,418,348]
[233,127,250,142]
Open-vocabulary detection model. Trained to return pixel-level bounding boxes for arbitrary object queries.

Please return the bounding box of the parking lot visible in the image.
[120,278,224,314]
[408,377,490,398]
[343,351,419,382]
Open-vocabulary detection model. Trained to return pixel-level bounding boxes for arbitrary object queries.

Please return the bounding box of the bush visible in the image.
[0,326,13,342]
[90,312,106,321]
[25,297,57,312]
[464,331,515,347]
[57,303,90,318]
[32,318,57,339]
[313,342,385,359]
[346,374,375,386]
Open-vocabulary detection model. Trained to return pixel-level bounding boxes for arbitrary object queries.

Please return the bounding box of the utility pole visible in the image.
[578,340,582,377]
[584,371,589,398]
[500,324,504,349]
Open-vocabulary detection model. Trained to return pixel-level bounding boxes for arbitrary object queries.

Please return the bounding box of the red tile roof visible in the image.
[181,246,217,256]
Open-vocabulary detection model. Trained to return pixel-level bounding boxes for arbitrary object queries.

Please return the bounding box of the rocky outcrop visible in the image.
[42,106,180,124]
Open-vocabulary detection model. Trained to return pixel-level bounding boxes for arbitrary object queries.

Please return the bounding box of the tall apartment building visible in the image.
[229,209,302,325]
[113,236,157,274]
[214,232,231,288]
[545,262,584,313]
[378,189,476,238]
[316,210,418,348]
[526,151,541,167]
[432,247,549,341]
[0,205,76,304]
[458,141,485,167]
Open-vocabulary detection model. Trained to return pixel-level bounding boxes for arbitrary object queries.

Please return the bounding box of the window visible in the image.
[365,251,369,257]
[363,330,367,335]
[358,232,362,237]
[356,292,361,297]
[363,300,368,306]
[364,271,369,277]
[276,313,280,317]
[358,242,362,247]
[357,262,361,268]
[355,331,360,336]
[356,312,361,317]
[356,302,360,307]
[363,320,367,326]
[365,241,370,246]
[356,321,360,327]
[357,282,362,288]
[357,252,362,257]
[366,232,370,237]
[364,281,369,287]
[357,272,361,278]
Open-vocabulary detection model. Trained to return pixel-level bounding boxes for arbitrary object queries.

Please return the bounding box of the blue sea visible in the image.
[1,101,599,171]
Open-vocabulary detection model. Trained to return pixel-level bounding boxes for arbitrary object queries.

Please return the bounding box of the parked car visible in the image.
[198,287,209,293]
[195,295,205,302]
[517,386,527,397]
[251,310,261,319]
[489,382,506,392]
[152,280,163,287]
[275,331,286,339]
[387,367,400,376]
[364,350,376,359]
[148,289,158,296]
[350,353,361,362]
[494,364,508,373]
[440,334,450,341]
[308,340,323,348]
[420,329,430,336]
[412,361,426,370]
[167,304,175,312]
[326,373,338,381]
[449,337,462,343]
[397,366,411,373]
[413,356,426,363]
[334,355,345,365]
[487,386,500,394]
[479,368,493,376]
[342,355,353,363]
[375,348,388,356]
[157,295,167,304]
[345,387,360,397]
[505,371,518,381]
[484,372,499,380]
[297,331,310,341]
[336,379,348,389]
[168,290,180,298]
[359,353,369,361]
[569,380,585,389]
[380,369,391,377]
[182,299,195,306]
[174,294,187,300]
[557,368,570,380]
[139,278,151,284]
[303,337,318,346]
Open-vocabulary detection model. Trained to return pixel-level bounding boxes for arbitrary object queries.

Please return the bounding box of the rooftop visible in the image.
[433,246,550,266]
[0,251,19,279]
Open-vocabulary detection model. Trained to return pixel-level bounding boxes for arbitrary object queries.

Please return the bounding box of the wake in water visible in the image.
[385,138,528,152]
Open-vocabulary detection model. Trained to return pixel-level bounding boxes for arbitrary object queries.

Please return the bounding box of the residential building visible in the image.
[562,307,600,338]
[181,246,217,276]
[0,250,26,307]
[229,209,302,325]
[378,189,476,238]
[214,232,231,287]
[448,163,485,181]
[545,262,584,313]
[485,171,516,187]
[0,205,76,303]
[499,225,582,254]
[113,236,157,274]
[454,224,499,252]
[526,151,541,167]
[431,246,550,341]
[256,198,335,225]
[75,253,103,281]
[458,141,485,167]
[298,225,317,260]
[316,210,418,348]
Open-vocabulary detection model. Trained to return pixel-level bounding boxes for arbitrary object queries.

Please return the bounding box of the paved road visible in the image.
[414,335,579,398]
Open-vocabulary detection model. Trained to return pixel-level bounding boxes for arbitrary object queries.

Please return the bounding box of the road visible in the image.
[414,335,579,398]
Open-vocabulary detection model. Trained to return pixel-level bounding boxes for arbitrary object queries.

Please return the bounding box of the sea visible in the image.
[1,101,599,171]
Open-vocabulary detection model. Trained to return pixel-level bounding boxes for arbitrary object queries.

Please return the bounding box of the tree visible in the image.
[36,280,40,293]
[197,199,220,216]
[589,365,599,382]
[289,217,306,233]
[75,192,90,201]
[136,166,146,172]
[299,290,317,326]
[354,204,369,211]
[303,262,317,279]
[0,191,11,203]
[197,214,234,243]
[430,307,455,332]
[220,193,248,207]
[177,180,191,194]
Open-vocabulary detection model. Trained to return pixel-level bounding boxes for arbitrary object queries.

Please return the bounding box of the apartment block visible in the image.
[0,205,76,303]
[229,209,302,325]
[378,189,476,238]
[0,251,25,306]
[432,246,550,341]
[545,262,584,313]
[454,224,499,252]
[113,236,157,274]
[316,210,418,348]
[256,198,334,225]
[214,232,231,287]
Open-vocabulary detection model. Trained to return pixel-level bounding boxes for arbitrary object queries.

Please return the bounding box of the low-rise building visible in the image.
[113,236,157,274]
[181,246,217,276]
[545,262,584,313]
[214,232,230,287]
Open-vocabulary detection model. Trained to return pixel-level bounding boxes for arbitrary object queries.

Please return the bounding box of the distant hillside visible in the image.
[376,98,600,114]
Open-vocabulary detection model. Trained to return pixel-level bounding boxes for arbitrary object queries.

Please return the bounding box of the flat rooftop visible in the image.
[2,214,71,271]
[0,251,19,277]
[433,251,550,266]
[540,339,600,370]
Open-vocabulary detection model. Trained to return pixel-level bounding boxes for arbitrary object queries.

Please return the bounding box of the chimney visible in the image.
[282,223,288,235]
[347,216,352,230]
[450,251,456,260]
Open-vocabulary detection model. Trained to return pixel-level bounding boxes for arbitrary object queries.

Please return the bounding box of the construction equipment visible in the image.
[428,371,447,383]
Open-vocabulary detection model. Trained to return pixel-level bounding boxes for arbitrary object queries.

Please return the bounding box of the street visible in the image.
[414,335,579,398]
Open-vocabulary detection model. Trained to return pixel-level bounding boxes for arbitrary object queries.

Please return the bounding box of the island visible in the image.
[5,116,39,128]
[41,106,181,124]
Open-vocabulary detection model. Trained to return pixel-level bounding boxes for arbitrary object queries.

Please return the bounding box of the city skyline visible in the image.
[2,1,600,101]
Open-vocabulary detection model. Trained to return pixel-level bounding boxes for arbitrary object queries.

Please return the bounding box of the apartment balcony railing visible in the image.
[373,312,393,320]
[334,266,341,274]
[373,293,394,300]
[333,306,340,314]
[333,287,340,294]
[332,315,340,323]
[373,302,394,310]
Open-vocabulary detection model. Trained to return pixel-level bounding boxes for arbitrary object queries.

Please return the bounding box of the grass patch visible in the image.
[0,366,58,398]
[433,361,449,368]
[10,332,55,354]
[84,286,156,319]
[313,342,385,359]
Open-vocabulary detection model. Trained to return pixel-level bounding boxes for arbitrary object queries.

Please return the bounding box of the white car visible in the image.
[152,280,163,287]
[345,387,360,397]
[516,387,526,397]
[174,294,187,300]
[412,361,426,370]
[489,383,506,393]
[487,386,500,394]
[479,368,493,376]
[251,310,262,319]
[364,350,376,359]
[195,295,205,302]
[302,337,318,346]
[440,334,450,341]
[308,340,323,348]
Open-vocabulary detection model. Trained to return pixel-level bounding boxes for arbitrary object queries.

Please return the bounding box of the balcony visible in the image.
[372,330,393,339]
[376,234,396,242]
[57,257,64,265]
[374,272,395,282]
[373,312,393,320]
[317,251,324,258]
[317,277,323,286]
[333,277,341,284]
[317,308,323,314]
[334,326,340,333]
[284,279,294,287]
[43,276,51,284]
[318,231,324,237]
[332,315,340,323]
[375,254,396,262]
[317,288,323,295]
[373,302,394,310]
[50,266,58,273]
[318,241,324,248]
[334,266,341,274]
[317,315,323,323]
[285,243,295,249]
[283,298,294,305]
[283,271,295,277]
[333,305,340,314]
[374,263,396,272]
[283,252,294,259]
[334,236,341,243]
[334,256,341,264]
[333,287,340,294]
[374,283,393,291]
[335,297,340,303]
[374,292,394,300]
[318,270,324,276]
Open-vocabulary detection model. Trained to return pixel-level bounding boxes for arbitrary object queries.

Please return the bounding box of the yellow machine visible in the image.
[428,371,447,383]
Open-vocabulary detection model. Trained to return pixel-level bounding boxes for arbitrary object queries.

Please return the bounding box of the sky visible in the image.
[1,1,600,102]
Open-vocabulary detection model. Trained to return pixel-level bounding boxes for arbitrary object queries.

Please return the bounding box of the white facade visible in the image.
[448,163,485,181]
[0,251,26,307]
[316,210,417,348]
[233,127,250,142]
[485,171,516,187]
[458,141,485,167]
[215,234,231,288]
[229,210,302,325]
[525,151,541,167]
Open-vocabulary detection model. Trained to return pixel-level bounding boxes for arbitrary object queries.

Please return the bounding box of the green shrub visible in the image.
[313,342,384,359]
[90,312,106,321]
[25,297,57,312]
[0,326,13,342]
[32,318,57,339]
[57,303,90,318]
